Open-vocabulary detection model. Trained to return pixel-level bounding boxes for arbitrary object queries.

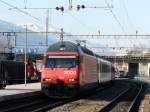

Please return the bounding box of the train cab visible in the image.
[41,41,115,98]
[41,42,80,97]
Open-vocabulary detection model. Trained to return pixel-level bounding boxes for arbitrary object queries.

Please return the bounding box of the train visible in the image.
[41,41,115,97]
[0,60,40,89]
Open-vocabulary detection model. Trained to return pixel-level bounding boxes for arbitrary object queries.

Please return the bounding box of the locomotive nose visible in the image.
[57,78,64,84]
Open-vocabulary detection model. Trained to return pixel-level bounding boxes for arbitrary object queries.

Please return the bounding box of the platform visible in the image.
[0,83,41,101]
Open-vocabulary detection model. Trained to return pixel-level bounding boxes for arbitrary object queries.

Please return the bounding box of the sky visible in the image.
[0,0,150,55]
[0,0,150,34]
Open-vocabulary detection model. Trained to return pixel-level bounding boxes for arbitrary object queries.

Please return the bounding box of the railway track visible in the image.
[0,92,44,112]
[48,80,129,112]
[0,92,69,112]
[48,80,144,112]
[0,80,144,112]
[99,83,143,112]
[0,82,114,112]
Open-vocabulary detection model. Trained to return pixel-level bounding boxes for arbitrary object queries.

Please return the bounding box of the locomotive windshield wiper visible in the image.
[50,65,55,70]
[68,65,74,70]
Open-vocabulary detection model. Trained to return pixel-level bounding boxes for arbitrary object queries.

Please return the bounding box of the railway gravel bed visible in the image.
[110,82,143,112]
[138,81,150,112]
[48,80,130,112]
[0,80,148,112]
[0,92,49,112]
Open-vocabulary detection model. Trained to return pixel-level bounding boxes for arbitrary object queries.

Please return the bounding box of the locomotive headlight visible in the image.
[69,78,75,82]
[44,78,51,82]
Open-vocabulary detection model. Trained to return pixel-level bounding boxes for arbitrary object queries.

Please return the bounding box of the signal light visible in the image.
[60,7,64,12]
[55,6,64,12]
[81,5,85,9]
[77,5,80,11]
[56,7,59,10]
[77,5,85,11]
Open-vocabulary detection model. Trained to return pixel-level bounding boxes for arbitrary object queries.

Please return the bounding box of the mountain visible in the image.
[0,19,58,53]
[0,19,112,56]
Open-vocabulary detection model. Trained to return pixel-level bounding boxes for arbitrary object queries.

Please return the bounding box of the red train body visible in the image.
[41,41,115,97]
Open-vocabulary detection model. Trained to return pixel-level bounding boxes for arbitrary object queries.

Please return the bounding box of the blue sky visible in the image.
[0,0,150,55]
[1,0,150,34]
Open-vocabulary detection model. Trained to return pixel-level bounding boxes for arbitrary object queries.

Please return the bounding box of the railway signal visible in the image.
[56,6,64,12]
[77,5,85,11]
[77,5,113,11]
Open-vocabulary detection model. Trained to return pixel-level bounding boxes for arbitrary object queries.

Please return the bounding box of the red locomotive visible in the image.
[41,41,115,97]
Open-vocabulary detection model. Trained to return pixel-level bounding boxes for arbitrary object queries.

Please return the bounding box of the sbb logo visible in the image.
[64,71,76,75]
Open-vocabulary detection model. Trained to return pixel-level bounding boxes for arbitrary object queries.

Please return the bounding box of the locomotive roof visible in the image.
[47,41,79,52]
[47,41,94,56]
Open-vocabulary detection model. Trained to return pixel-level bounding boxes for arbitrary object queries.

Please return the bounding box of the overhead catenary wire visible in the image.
[66,12,95,33]
[0,0,41,21]
[121,0,136,48]
[0,0,60,31]
[122,0,144,51]
[104,0,125,34]
[64,3,113,34]
[122,0,135,31]
[1,32,150,38]
[104,0,136,53]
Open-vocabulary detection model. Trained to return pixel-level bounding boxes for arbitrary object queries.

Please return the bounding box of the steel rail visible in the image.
[0,83,114,112]
[33,84,113,112]
[99,88,130,112]
[0,92,47,112]
[127,84,143,112]
[32,100,69,112]
[2,99,47,112]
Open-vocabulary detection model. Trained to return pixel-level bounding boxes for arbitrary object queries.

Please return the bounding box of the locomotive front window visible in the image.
[45,56,77,68]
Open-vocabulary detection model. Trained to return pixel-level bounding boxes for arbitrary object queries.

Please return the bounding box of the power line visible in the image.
[88,47,150,50]
[0,0,60,31]
[65,3,113,34]
[65,34,150,39]
[122,1,144,51]
[104,0,136,48]
[0,0,41,21]
[121,0,137,48]
[66,12,94,32]
[122,0,135,30]
[104,0,125,33]
[76,5,113,11]
[9,7,56,10]
[1,32,150,38]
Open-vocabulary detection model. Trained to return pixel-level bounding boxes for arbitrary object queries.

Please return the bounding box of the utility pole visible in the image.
[59,28,65,51]
[46,9,49,46]
[68,0,72,10]
[24,25,27,86]
[60,28,64,45]
[5,33,11,53]
[136,30,138,38]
